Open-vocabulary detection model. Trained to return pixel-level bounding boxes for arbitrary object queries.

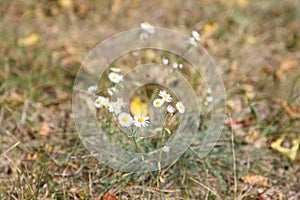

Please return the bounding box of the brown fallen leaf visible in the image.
[275,59,296,80]
[281,100,300,119]
[241,174,270,187]
[103,193,118,200]
[38,122,50,136]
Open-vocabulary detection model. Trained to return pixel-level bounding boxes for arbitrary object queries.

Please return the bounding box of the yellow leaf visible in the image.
[130,96,148,116]
[18,33,40,46]
[236,0,249,8]
[271,137,299,161]
[59,0,73,8]
[245,35,256,44]
[241,174,270,187]
[202,22,219,36]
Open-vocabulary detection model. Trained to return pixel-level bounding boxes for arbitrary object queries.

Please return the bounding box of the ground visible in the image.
[0,0,299,199]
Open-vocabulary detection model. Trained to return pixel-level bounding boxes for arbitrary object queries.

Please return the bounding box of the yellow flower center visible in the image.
[156,101,161,105]
[122,117,128,122]
[163,94,168,99]
[145,22,151,27]
[178,105,183,110]
[138,118,145,123]
[97,100,102,104]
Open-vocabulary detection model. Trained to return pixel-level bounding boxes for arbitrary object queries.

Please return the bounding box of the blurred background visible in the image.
[0,0,299,199]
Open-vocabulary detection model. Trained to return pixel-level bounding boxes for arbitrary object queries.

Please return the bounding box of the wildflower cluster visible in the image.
[152,90,185,114]
[88,67,150,129]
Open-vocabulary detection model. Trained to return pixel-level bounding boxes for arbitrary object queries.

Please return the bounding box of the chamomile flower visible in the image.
[176,102,185,113]
[192,30,201,41]
[162,146,170,153]
[206,96,213,103]
[108,72,123,83]
[133,114,150,128]
[107,87,118,96]
[110,67,121,72]
[167,105,175,113]
[87,85,98,94]
[94,96,106,108]
[206,87,212,94]
[104,98,111,108]
[188,37,197,47]
[172,62,178,69]
[162,57,169,65]
[118,112,133,127]
[116,97,126,107]
[158,90,172,102]
[140,21,155,34]
[108,102,121,114]
[153,98,164,108]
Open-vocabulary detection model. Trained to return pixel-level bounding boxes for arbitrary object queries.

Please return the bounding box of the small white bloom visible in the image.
[206,96,213,103]
[206,88,212,94]
[107,87,118,96]
[94,96,106,108]
[176,102,185,113]
[110,67,121,72]
[172,62,178,69]
[116,97,126,107]
[108,102,121,114]
[162,57,169,65]
[167,105,175,113]
[88,85,98,94]
[118,112,133,127]
[108,72,123,83]
[140,21,155,34]
[178,63,183,69]
[153,98,164,108]
[158,90,172,103]
[192,30,201,41]
[104,98,110,108]
[133,114,150,128]
[162,146,170,153]
[188,37,197,47]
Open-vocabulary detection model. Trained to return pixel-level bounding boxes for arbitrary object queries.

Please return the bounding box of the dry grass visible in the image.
[0,0,299,199]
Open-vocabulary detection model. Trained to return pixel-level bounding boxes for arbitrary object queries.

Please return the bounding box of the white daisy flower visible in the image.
[162,57,169,65]
[107,87,118,96]
[206,96,213,103]
[188,37,197,47]
[153,98,164,108]
[162,146,170,153]
[87,85,98,94]
[167,105,175,113]
[108,102,121,114]
[133,114,150,128]
[104,98,110,108]
[172,62,178,69]
[108,72,123,84]
[118,112,133,127]
[206,88,212,94]
[176,102,185,113]
[110,67,121,72]
[116,97,126,107]
[140,21,155,34]
[94,96,106,108]
[192,30,201,41]
[178,63,183,69]
[158,90,172,102]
